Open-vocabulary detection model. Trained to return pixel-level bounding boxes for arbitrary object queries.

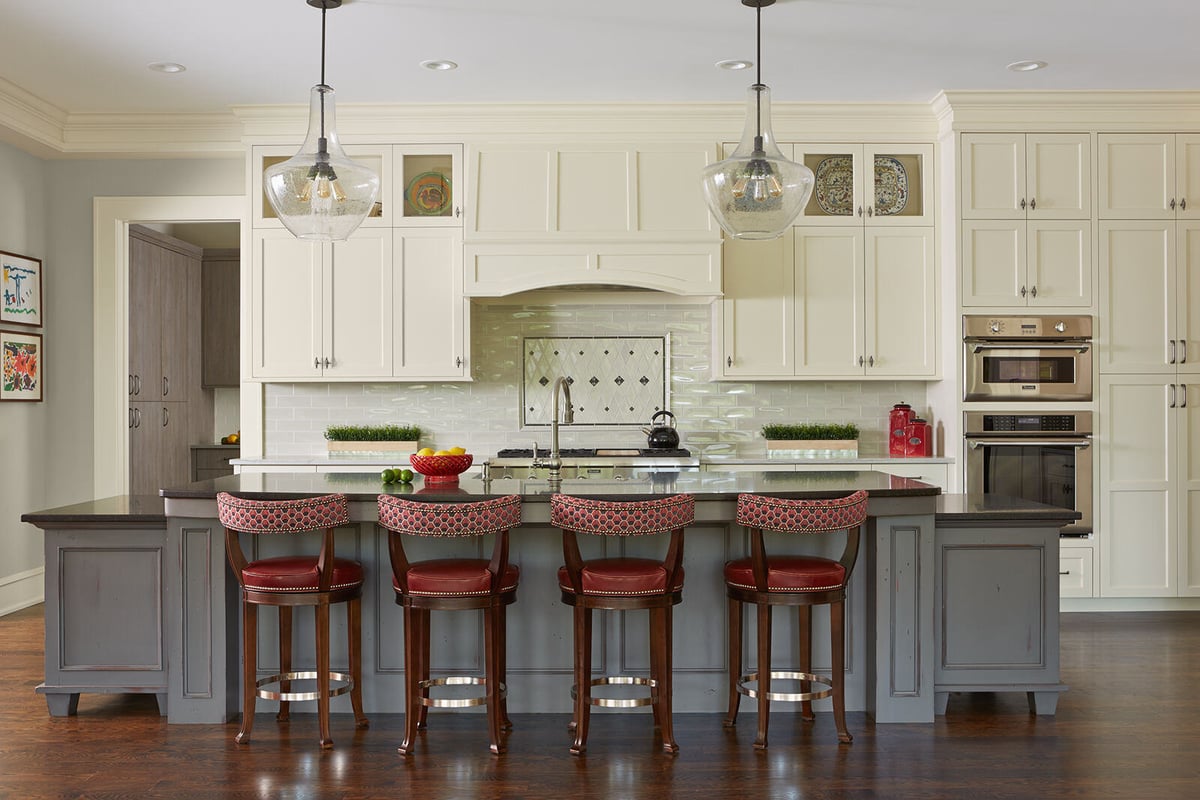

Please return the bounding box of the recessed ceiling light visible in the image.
[716,59,753,71]
[1006,60,1047,72]
[148,62,187,74]
[420,60,458,71]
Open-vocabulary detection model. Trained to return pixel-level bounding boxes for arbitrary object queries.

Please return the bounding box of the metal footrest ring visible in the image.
[254,670,353,702]
[737,670,833,703]
[418,675,507,708]
[570,675,658,708]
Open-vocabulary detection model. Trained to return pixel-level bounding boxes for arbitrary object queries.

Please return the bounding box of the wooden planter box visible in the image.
[326,440,420,455]
[766,439,859,456]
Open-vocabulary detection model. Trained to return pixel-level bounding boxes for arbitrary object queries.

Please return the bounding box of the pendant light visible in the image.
[264,0,380,241]
[700,0,814,240]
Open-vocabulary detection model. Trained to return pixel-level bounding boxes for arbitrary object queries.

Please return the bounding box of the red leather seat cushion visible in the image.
[242,556,364,592]
[558,558,685,596]
[395,559,520,597]
[724,556,846,592]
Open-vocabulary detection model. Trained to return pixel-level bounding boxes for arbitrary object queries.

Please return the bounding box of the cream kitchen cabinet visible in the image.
[467,143,718,241]
[1097,221,1200,374]
[1097,133,1200,219]
[794,143,933,226]
[392,144,463,227]
[252,144,392,228]
[961,219,1092,308]
[715,226,937,380]
[1097,374,1200,597]
[392,228,468,378]
[960,133,1091,220]
[250,228,394,380]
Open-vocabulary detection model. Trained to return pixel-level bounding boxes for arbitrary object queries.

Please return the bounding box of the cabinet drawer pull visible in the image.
[1182,385,1189,408]
[1020,198,1027,211]
[129,408,134,428]
[1030,285,1037,298]
[456,356,463,368]
[1170,383,1177,408]
[1171,198,1177,211]
[129,374,135,396]
[134,374,141,396]
[133,407,141,428]
[868,355,875,367]
[162,376,169,397]
[867,205,874,217]
[857,206,864,218]
[323,357,332,368]
[1170,339,1177,364]
[1183,198,1188,211]
[1058,570,1070,576]
[727,356,733,368]
[314,357,320,369]
[1030,197,1037,211]
[1182,340,1188,364]
[858,355,864,367]
[162,406,170,427]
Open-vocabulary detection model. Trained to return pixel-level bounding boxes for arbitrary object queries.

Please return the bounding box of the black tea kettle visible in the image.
[644,410,680,449]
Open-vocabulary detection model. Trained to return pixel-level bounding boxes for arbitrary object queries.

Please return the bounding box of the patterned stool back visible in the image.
[217,492,350,534]
[377,495,522,537]
[550,494,695,536]
[735,490,868,534]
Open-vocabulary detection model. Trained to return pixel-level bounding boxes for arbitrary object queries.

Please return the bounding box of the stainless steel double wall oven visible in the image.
[963,315,1094,536]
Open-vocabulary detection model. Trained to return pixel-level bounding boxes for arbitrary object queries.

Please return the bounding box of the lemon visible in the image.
[381,468,397,484]
[434,449,451,456]
[416,447,435,457]
[448,446,466,455]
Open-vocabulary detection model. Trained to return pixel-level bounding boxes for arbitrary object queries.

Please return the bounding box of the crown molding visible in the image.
[938,89,1200,131]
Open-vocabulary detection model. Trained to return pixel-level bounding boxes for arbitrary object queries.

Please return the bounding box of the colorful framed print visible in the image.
[1,329,43,402]
[1,250,43,328]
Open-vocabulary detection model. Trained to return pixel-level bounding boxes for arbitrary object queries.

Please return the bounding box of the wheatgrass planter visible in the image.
[766,439,859,457]
[326,440,420,455]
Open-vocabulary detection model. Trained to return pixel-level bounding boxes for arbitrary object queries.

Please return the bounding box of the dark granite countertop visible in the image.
[22,494,167,527]
[159,469,940,503]
[936,493,1082,523]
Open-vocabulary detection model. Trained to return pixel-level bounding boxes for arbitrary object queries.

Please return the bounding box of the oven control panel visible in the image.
[964,411,1092,436]
[963,315,1093,340]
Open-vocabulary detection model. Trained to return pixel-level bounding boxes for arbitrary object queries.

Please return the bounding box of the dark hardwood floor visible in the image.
[2,604,1199,799]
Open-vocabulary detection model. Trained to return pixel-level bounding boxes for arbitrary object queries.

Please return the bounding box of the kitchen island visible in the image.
[23,471,1076,727]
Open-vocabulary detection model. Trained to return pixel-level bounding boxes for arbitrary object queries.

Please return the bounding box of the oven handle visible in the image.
[968,343,1090,354]
[966,438,1091,449]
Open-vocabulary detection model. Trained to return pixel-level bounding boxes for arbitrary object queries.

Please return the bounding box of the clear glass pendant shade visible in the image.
[263,84,380,241]
[700,84,814,240]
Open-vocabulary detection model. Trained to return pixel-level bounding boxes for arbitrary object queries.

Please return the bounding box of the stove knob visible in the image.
[989,320,1002,333]
[1055,320,1067,333]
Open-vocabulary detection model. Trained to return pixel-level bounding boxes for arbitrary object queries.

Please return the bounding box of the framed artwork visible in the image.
[1,329,43,402]
[1,250,43,327]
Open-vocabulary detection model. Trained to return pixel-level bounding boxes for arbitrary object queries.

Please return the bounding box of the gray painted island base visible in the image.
[23,473,1075,728]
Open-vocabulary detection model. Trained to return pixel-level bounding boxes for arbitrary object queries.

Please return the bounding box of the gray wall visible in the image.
[1,153,243,613]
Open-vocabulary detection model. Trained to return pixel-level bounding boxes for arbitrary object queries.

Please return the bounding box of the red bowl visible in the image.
[409,453,474,483]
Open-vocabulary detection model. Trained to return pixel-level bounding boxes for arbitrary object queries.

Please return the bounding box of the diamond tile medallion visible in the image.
[522,336,668,427]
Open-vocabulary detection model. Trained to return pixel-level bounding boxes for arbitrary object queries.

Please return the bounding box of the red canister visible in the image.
[888,403,914,457]
[904,417,932,458]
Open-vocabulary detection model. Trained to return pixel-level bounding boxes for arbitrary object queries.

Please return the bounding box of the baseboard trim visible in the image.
[1062,596,1200,613]
[0,566,45,616]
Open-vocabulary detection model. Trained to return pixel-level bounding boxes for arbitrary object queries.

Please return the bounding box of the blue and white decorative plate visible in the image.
[814,156,854,216]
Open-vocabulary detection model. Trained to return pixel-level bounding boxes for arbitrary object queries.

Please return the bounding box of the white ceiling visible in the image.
[1,0,1198,116]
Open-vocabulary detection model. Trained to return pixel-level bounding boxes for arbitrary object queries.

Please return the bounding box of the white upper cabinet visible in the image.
[252,144,392,229]
[392,228,468,378]
[392,145,463,227]
[962,219,1092,308]
[467,143,718,241]
[961,133,1091,220]
[793,143,934,226]
[1098,134,1200,219]
[718,235,795,378]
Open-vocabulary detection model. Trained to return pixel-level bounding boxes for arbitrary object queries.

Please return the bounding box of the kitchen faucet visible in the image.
[532,377,574,482]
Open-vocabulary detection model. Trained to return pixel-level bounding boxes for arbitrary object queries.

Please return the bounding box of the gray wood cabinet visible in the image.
[201,248,239,388]
[934,518,1065,714]
[191,444,239,481]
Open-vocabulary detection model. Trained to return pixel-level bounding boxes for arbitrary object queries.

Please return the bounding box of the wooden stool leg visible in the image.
[399,605,420,755]
[754,603,771,750]
[724,596,742,727]
[277,606,292,722]
[484,603,505,754]
[832,599,852,744]
[657,606,678,754]
[570,605,592,756]
[416,608,430,730]
[235,600,257,744]
[649,606,663,732]
[799,604,814,722]
[348,597,368,729]
[499,604,513,732]
[316,602,332,749]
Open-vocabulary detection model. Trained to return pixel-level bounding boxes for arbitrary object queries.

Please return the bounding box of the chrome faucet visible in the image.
[532,377,574,482]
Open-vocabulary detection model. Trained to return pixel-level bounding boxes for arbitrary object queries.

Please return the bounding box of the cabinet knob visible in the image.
[1030,197,1037,211]
[1020,198,1027,211]
[1030,285,1037,298]
[1020,285,1027,298]
[868,355,875,367]
[1171,198,1178,211]
[455,206,462,218]
[314,357,320,369]
[857,206,864,218]
[866,206,874,217]
[323,357,331,368]
[456,356,463,368]
[858,355,864,367]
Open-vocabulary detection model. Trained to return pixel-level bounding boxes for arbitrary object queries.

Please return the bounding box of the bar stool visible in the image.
[376,494,522,755]
[724,490,869,748]
[216,492,368,749]
[551,493,695,755]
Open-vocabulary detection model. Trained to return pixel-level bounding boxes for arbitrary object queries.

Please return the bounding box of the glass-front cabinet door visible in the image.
[793,143,932,226]
[393,144,463,227]
[252,144,391,228]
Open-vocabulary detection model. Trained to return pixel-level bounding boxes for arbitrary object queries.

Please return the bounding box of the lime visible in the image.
[399,469,414,483]
[381,468,397,484]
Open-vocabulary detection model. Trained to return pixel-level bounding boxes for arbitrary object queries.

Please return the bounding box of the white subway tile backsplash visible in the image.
[264,303,930,457]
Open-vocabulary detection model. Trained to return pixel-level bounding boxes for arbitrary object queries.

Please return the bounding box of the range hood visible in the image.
[463,242,722,297]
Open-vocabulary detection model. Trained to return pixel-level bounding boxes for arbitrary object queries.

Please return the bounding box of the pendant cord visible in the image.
[319,4,327,142]
[754,2,762,145]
